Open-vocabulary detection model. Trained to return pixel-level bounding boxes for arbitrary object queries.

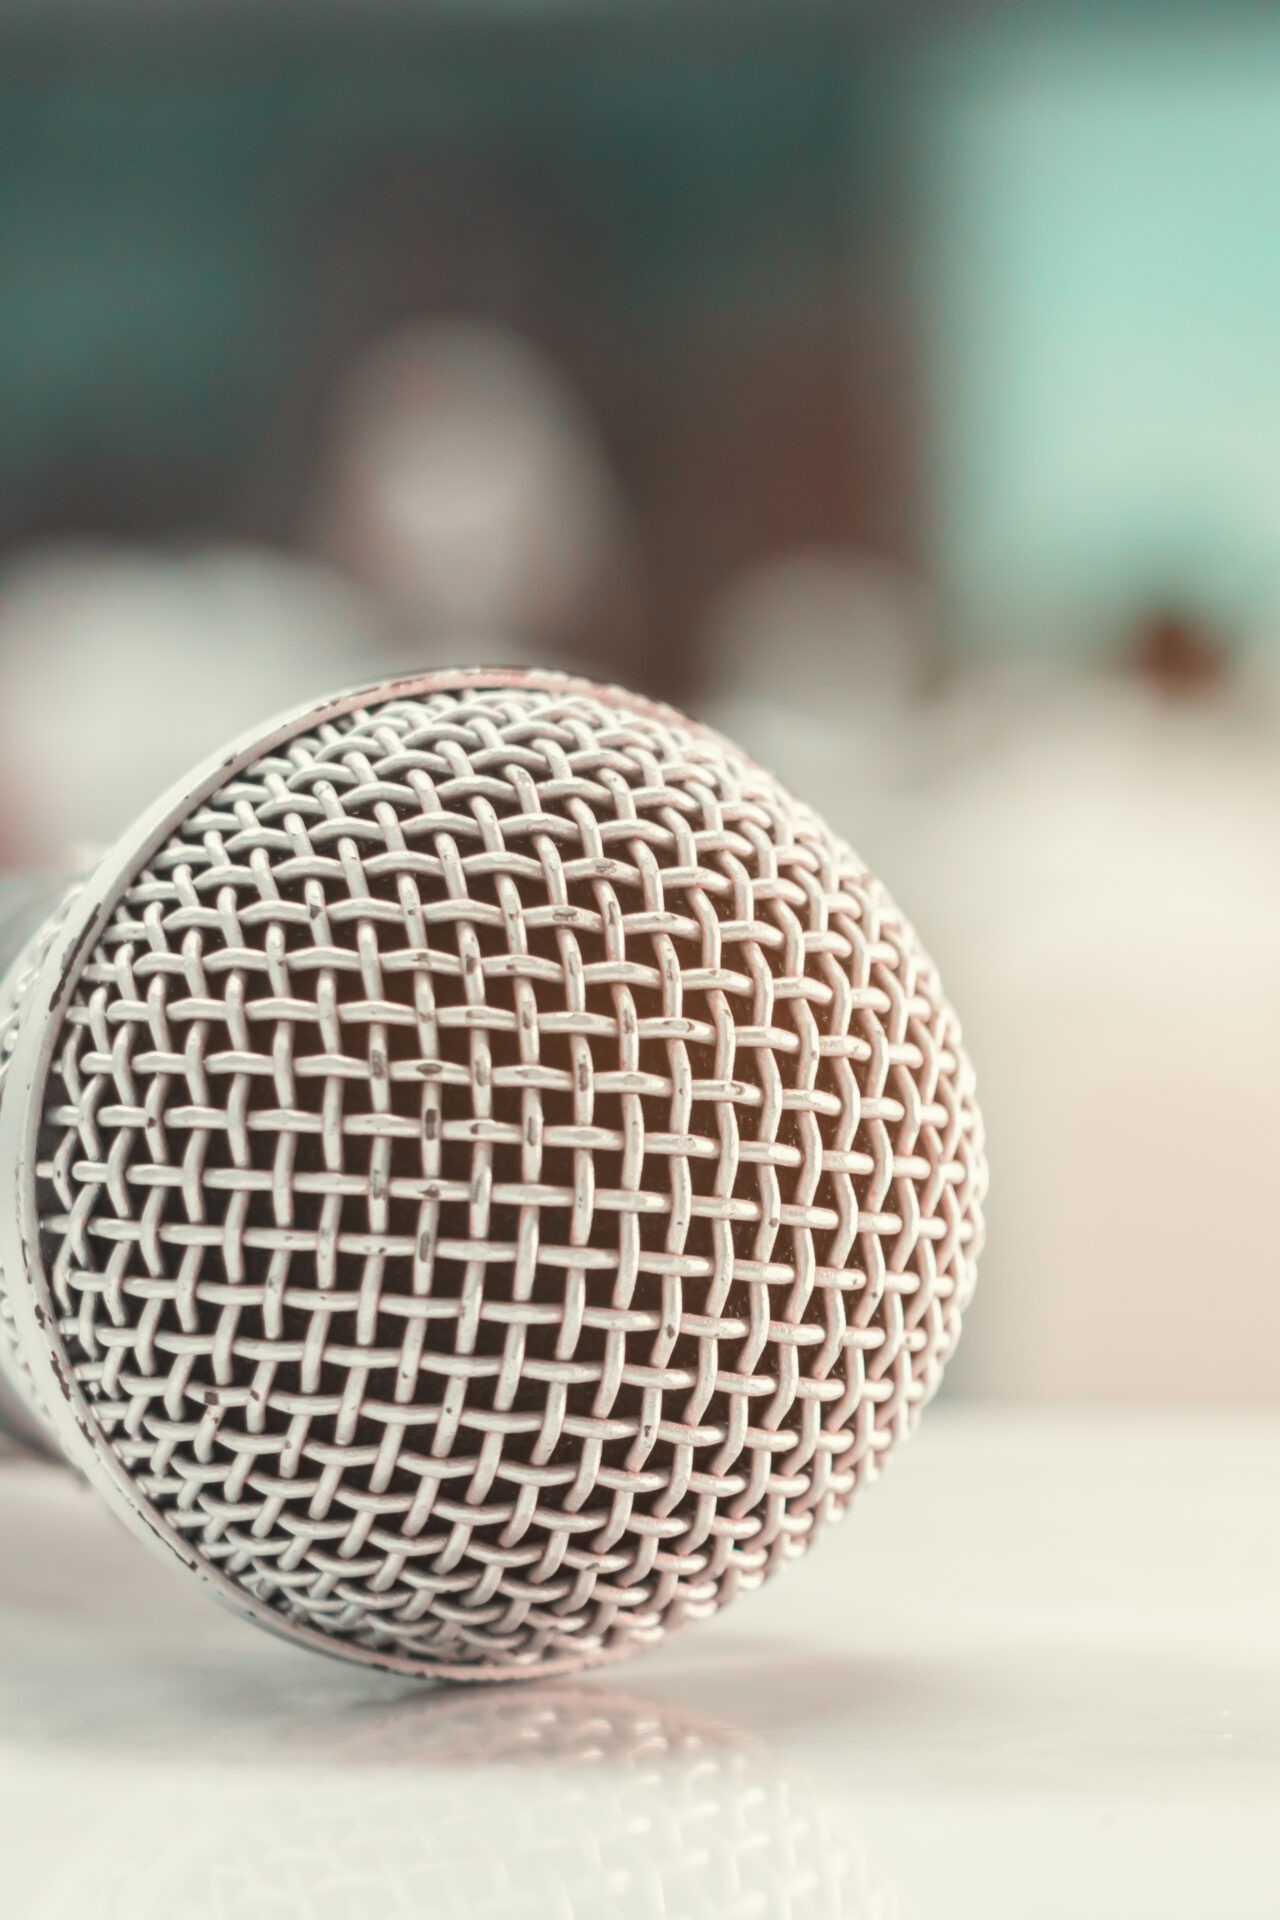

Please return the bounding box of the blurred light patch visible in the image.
[702,549,931,714]
[894,665,1280,1401]
[311,320,625,661]
[697,548,931,876]
[0,546,385,865]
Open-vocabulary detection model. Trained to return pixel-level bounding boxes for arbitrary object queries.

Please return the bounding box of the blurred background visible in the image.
[3,3,1278,1403]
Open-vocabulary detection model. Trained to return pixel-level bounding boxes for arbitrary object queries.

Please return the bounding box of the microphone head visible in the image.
[0,670,985,1679]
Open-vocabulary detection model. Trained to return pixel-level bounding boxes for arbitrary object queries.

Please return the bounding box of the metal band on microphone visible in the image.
[0,875,83,1455]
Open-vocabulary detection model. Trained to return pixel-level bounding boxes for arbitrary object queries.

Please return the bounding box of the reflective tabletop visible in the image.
[2,1407,1277,1919]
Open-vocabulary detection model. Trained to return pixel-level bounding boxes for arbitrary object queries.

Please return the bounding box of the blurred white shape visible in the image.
[0,544,388,866]
[704,551,931,713]
[898,668,1280,1401]
[313,320,623,658]
[698,550,933,874]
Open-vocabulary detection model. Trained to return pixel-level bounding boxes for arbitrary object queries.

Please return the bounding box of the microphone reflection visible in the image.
[33,1685,891,1920]
[2,1463,894,1918]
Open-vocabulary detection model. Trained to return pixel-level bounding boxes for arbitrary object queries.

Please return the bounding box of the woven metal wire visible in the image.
[27,678,984,1676]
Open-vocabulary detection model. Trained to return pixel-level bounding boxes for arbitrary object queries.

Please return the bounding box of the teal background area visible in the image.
[11,7,1277,668]
[920,17,1280,660]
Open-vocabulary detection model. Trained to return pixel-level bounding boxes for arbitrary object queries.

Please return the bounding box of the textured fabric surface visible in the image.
[32,681,985,1675]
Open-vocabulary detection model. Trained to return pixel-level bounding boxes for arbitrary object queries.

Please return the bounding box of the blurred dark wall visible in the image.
[0,5,911,698]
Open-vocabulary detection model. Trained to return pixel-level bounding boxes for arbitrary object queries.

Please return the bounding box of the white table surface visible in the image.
[1,1406,1276,1920]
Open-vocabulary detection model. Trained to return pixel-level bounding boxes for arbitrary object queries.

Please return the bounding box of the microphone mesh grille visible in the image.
[32,680,984,1676]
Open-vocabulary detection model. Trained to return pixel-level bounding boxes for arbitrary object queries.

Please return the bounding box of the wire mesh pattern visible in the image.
[30,679,984,1676]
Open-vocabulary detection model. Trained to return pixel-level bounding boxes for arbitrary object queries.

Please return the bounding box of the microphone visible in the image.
[0,669,985,1680]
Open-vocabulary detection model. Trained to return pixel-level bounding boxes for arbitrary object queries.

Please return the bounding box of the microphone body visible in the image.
[0,873,82,1457]
[0,670,984,1679]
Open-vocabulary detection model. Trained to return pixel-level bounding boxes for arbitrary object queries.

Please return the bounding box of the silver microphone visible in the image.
[0,669,985,1680]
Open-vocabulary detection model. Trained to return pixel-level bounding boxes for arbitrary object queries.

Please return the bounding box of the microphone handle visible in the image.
[0,873,79,1459]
